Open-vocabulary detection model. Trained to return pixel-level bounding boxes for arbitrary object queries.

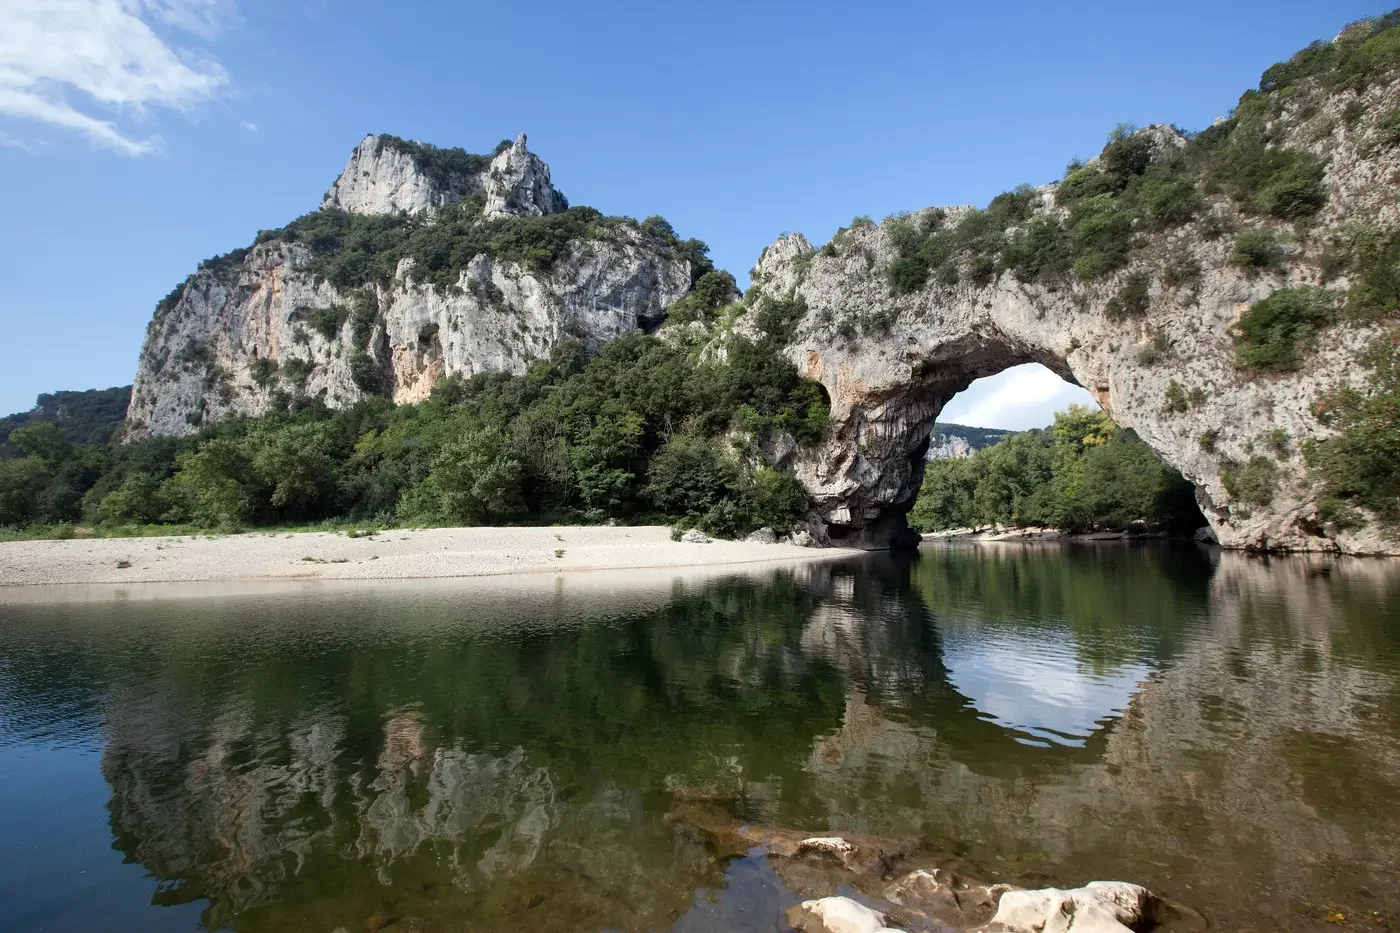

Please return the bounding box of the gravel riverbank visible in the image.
[0,525,861,587]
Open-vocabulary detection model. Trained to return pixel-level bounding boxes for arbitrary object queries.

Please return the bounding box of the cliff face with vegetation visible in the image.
[114,12,1400,553]
[127,134,701,438]
[747,15,1400,553]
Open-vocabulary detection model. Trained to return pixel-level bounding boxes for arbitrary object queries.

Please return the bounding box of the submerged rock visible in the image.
[669,804,1197,933]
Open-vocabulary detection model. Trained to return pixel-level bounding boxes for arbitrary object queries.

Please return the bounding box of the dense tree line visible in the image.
[0,301,827,539]
[0,386,131,457]
[909,406,1204,534]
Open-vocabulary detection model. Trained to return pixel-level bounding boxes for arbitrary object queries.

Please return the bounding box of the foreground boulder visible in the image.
[668,802,1201,933]
[788,897,904,933]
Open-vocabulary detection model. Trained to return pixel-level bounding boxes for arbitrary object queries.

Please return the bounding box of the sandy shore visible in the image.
[0,525,863,587]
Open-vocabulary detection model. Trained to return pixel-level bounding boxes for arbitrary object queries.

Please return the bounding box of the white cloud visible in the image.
[939,363,1098,431]
[0,0,232,155]
[241,120,256,133]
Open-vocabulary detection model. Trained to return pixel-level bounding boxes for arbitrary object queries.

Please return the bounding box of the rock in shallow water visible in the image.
[989,881,1159,933]
[787,896,904,933]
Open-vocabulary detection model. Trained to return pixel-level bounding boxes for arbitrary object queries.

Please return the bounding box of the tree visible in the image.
[644,433,736,518]
[424,428,523,524]
[97,473,171,525]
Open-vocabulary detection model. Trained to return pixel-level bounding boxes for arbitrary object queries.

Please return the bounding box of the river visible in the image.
[1,543,1397,932]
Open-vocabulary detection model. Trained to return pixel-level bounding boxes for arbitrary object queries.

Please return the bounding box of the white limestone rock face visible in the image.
[322,135,477,216]
[127,228,693,438]
[751,81,1400,555]
[483,133,564,218]
[925,434,975,460]
[321,133,563,218]
[128,133,690,438]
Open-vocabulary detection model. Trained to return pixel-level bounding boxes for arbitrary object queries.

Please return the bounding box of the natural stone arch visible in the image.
[799,331,1090,550]
[751,222,1375,553]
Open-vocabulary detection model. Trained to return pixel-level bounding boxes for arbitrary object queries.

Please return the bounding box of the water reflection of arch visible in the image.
[798,550,1186,778]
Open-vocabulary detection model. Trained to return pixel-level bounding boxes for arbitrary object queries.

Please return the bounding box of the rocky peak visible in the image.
[322,134,478,216]
[321,132,566,219]
[483,133,566,218]
[752,232,814,294]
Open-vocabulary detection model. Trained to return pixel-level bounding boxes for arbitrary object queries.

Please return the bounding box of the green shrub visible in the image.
[1220,455,1279,507]
[666,270,739,323]
[1199,429,1220,452]
[1105,272,1151,322]
[1136,330,1171,365]
[987,185,1039,225]
[1334,21,1400,92]
[1068,196,1135,279]
[744,467,807,531]
[1234,287,1337,372]
[1162,253,1202,291]
[421,429,523,524]
[644,433,736,519]
[1139,173,1205,228]
[374,135,494,188]
[1305,328,1400,535]
[349,292,380,346]
[884,205,1016,291]
[349,353,380,393]
[1367,108,1400,151]
[1323,226,1400,320]
[1231,229,1287,272]
[1101,126,1156,185]
[887,255,930,295]
[1164,380,1189,414]
[307,305,349,341]
[1252,150,1328,220]
[281,357,316,389]
[258,201,712,295]
[250,358,279,389]
[1056,167,1115,207]
[1002,215,1071,282]
[97,473,171,525]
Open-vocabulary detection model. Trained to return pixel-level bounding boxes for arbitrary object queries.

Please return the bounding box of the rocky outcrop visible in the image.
[321,132,563,218]
[482,133,564,218]
[925,433,975,460]
[127,135,693,437]
[752,77,1400,552]
[787,881,1168,933]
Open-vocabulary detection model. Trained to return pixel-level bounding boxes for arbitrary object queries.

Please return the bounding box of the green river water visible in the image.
[1,543,1398,932]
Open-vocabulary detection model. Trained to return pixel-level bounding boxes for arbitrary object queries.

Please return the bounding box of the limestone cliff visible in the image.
[321,132,563,217]
[747,60,1400,554]
[127,134,695,437]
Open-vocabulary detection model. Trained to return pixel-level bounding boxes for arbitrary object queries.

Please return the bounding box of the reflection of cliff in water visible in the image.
[801,548,1400,929]
[9,547,1394,931]
[91,568,855,931]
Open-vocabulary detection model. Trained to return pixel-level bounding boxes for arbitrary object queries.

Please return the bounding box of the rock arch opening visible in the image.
[792,329,1208,549]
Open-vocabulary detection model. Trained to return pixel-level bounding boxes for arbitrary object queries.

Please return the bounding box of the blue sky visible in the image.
[0,0,1385,427]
